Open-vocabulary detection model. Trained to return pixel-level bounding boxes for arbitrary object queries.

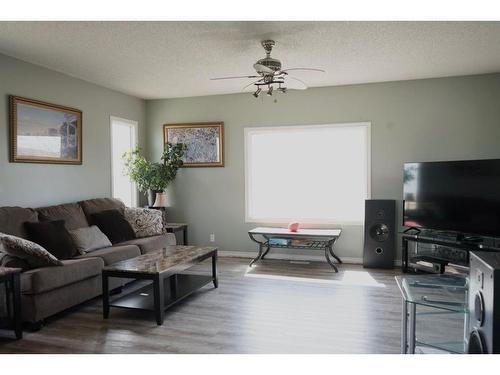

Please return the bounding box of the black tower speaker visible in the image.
[467,251,500,354]
[363,199,396,269]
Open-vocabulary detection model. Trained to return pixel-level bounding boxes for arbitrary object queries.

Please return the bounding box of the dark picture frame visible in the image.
[9,95,82,165]
[163,122,224,167]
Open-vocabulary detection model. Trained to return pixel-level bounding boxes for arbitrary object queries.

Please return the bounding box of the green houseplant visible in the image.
[123,142,187,206]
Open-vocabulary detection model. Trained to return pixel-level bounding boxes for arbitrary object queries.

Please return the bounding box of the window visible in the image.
[245,122,370,224]
[110,116,138,207]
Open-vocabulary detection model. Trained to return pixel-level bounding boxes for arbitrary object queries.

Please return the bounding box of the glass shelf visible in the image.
[396,274,469,354]
[416,340,467,354]
[396,274,468,313]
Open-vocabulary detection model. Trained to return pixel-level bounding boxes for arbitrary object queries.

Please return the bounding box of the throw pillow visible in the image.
[69,225,112,254]
[24,220,78,260]
[0,232,63,268]
[124,207,163,238]
[90,209,136,244]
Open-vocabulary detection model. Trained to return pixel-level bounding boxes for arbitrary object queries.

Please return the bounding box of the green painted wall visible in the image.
[146,73,500,261]
[0,54,146,208]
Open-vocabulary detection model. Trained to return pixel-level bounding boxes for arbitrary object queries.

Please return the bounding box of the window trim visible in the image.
[244,122,372,225]
[110,115,139,207]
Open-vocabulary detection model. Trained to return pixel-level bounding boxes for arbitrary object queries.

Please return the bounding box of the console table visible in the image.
[248,227,342,272]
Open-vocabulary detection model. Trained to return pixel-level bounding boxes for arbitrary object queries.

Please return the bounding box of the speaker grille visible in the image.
[369,223,390,242]
[468,330,486,354]
[363,200,396,269]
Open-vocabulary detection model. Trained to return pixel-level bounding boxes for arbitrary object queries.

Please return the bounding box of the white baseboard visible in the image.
[219,250,402,266]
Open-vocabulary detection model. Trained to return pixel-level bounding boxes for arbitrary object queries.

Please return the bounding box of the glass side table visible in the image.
[395,274,469,354]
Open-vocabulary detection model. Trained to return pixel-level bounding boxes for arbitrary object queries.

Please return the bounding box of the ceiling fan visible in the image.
[210,40,325,98]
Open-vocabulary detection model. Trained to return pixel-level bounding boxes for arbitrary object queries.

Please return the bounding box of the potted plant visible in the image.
[123,142,187,206]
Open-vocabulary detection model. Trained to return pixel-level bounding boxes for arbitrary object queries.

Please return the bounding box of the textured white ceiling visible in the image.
[0,21,499,99]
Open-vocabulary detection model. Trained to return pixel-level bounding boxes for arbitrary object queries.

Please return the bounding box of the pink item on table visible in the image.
[288,222,300,232]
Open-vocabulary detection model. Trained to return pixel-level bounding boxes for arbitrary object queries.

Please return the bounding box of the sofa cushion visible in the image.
[91,209,136,244]
[118,233,176,254]
[124,207,164,238]
[69,225,112,254]
[21,257,103,294]
[79,198,125,223]
[24,220,79,260]
[37,202,89,230]
[0,252,31,270]
[0,206,38,239]
[75,244,141,265]
[0,233,63,268]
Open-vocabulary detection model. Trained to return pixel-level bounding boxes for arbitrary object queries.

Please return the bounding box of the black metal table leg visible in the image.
[11,273,22,339]
[328,246,342,264]
[102,272,110,319]
[249,243,265,267]
[248,232,268,266]
[153,274,165,325]
[324,247,339,272]
[402,237,409,273]
[261,245,271,259]
[212,251,218,288]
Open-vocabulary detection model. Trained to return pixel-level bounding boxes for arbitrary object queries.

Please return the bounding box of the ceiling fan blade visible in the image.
[286,75,308,90]
[280,68,325,74]
[211,75,261,80]
[241,78,264,92]
[253,63,274,74]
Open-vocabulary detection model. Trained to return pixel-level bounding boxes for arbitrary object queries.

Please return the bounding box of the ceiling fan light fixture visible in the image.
[211,40,325,99]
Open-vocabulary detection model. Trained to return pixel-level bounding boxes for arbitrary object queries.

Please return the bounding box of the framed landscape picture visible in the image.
[9,96,82,164]
[163,122,224,167]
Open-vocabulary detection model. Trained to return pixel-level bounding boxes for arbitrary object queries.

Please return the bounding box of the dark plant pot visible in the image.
[147,189,163,207]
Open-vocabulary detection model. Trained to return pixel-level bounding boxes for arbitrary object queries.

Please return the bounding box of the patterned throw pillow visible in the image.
[0,233,63,268]
[124,207,164,238]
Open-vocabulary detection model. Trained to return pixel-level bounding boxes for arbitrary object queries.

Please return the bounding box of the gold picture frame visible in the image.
[10,95,82,165]
[163,122,224,167]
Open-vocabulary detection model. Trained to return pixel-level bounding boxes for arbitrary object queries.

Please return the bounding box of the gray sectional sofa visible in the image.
[0,198,175,325]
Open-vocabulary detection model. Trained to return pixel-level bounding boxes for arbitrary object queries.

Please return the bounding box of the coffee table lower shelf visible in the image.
[102,246,218,325]
[109,274,212,312]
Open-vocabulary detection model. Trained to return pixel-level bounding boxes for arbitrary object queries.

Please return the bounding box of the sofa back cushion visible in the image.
[0,206,38,239]
[79,198,125,223]
[37,202,89,230]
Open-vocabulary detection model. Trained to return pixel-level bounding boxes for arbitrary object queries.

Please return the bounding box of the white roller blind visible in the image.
[245,123,370,224]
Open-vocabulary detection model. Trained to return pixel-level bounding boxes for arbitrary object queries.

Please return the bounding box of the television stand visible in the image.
[401,231,498,273]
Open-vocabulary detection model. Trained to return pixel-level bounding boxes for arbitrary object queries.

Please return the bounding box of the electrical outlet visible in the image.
[210,233,215,242]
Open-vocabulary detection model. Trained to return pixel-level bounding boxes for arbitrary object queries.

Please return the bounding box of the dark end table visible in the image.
[165,223,188,245]
[0,267,22,339]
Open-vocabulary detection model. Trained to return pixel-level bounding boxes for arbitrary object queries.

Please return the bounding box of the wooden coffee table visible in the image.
[102,245,218,325]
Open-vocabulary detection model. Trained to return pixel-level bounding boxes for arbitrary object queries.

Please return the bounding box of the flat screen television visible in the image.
[403,159,500,237]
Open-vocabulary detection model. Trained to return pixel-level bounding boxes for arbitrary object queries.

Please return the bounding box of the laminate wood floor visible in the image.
[0,257,403,354]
